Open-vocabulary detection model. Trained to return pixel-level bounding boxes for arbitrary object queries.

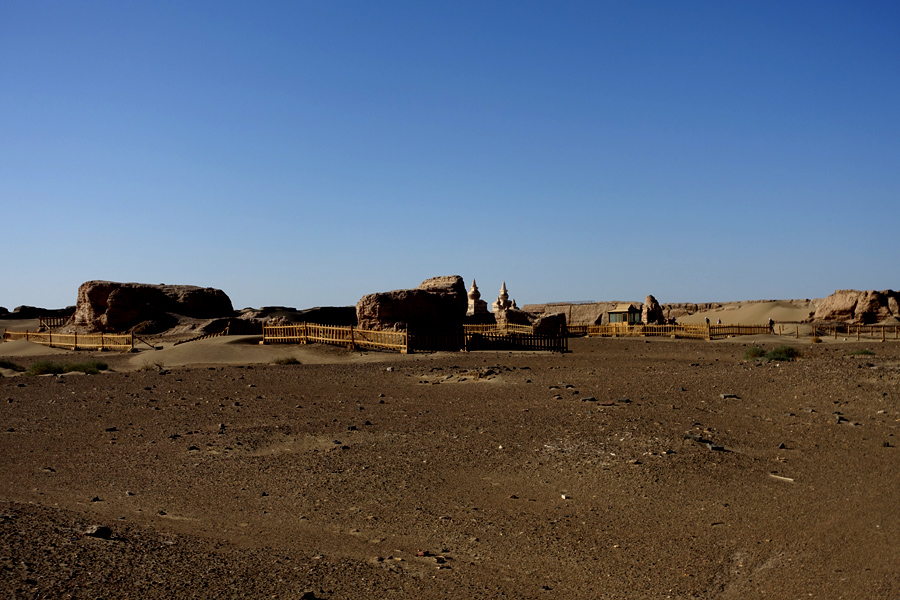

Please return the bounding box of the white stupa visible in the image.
[492,282,513,312]
[467,279,488,315]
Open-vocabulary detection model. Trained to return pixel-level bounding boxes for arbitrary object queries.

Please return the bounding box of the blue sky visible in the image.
[2,1,897,310]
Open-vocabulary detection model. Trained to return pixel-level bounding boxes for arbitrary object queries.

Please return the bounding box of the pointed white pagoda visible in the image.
[492,281,513,312]
[467,279,488,315]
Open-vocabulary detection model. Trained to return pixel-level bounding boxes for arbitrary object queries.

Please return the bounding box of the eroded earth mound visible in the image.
[813,289,900,324]
[356,276,468,331]
[72,281,234,333]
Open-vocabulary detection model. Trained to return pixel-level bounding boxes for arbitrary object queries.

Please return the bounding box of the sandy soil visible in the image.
[2,334,899,599]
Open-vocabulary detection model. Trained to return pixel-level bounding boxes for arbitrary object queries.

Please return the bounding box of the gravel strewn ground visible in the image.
[2,337,898,599]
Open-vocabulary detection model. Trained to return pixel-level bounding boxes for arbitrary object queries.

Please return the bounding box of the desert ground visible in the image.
[2,311,899,599]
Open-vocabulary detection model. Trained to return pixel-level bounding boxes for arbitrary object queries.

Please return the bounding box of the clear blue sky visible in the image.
[2,1,897,310]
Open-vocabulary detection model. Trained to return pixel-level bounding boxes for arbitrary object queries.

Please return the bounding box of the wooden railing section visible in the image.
[263,323,409,353]
[263,323,569,353]
[3,330,134,351]
[811,324,900,341]
[464,323,536,335]
[584,323,709,339]
[566,324,590,336]
[39,316,69,330]
[578,323,771,340]
[173,319,264,346]
[465,331,568,352]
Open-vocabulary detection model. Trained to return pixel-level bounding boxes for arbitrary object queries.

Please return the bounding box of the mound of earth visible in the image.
[813,289,900,324]
[72,281,234,333]
[356,276,467,331]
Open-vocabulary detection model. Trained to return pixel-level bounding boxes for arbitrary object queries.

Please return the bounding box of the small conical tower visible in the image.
[492,282,512,312]
[467,279,488,315]
[468,280,481,302]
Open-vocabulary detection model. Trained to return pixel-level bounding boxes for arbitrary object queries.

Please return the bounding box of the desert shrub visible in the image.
[26,360,66,375]
[744,346,766,359]
[66,360,108,374]
[0,359,25,372]
[139,361,164,371]
[274,357,301,365]
[764,345,800,362]
[848,349,875,356]
[26,359,108,376]
[810,337,822,344]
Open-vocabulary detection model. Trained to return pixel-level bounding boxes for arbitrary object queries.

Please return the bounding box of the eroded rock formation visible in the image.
[73,281,234,332]
[813,289,900,324]
[356,276,468,331]
[642,295,665,325]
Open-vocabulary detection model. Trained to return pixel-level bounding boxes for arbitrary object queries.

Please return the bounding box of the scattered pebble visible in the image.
[83,525,113,539]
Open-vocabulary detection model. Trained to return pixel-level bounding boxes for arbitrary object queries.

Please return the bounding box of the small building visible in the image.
[608,303,641,325]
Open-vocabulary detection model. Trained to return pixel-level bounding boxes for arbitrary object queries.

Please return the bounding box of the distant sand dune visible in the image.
[676,301,814,324]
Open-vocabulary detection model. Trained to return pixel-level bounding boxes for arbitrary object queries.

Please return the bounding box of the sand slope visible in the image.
[0,340,74,357]
[676,300,814,324]
[124,335,403,370]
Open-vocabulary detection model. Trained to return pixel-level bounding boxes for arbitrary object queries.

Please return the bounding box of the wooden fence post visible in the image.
[795,326,798,339]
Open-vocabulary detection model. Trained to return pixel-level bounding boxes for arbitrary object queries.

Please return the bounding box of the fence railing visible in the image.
[566,324,590,336]
[263,323,568,353]
[811,324,900,341]
[465,331,568,352]
[584,323,710,339]
[39,316,69,330]
[3,330,134,351]
[464,323,536,335]
[580,323,772,340]
[263,323,409,353]
[173,319,264,346]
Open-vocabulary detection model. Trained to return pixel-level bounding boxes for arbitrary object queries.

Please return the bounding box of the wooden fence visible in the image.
[566,324,590,336]
[3,330,134,351]
[578,323,770,340]
[464,323,536,335]
[39,316,69,330]
[263,323,568,353]
[263,323,409,353]
[409,329,466,352]
[708,324,772,340]
[584,323,710,339]
[811,324,900,341]
[465,331,568,352]
[173,319,264,346]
